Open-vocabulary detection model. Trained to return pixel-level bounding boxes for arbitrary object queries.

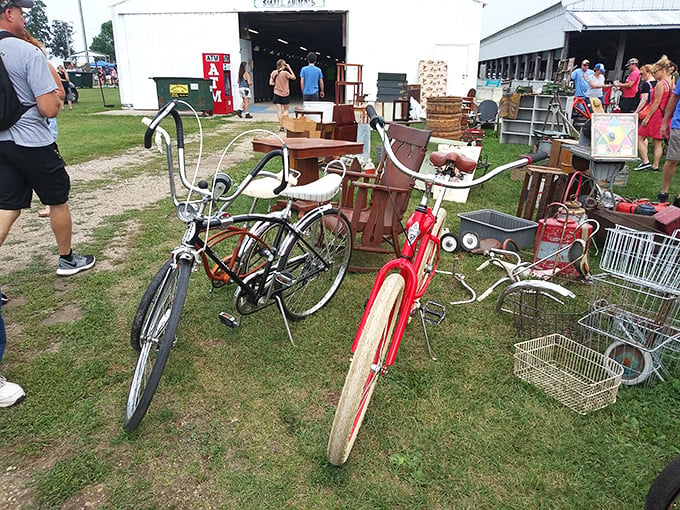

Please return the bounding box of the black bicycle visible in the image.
[124,101,352,431]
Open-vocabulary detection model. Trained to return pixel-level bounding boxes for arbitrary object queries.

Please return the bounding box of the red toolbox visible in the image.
[654,205,680,235]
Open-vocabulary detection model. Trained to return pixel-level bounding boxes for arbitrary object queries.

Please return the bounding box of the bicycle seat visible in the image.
[242,172,299,199]
[429,151,477,173]
[279,173,343,203]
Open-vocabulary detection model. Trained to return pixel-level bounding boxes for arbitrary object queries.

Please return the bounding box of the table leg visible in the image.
[291,157,320,185]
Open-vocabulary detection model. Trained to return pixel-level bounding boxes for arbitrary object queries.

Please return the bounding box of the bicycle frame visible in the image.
[183,206,335,306]
[351,187,440,367]
[352,106,549,367]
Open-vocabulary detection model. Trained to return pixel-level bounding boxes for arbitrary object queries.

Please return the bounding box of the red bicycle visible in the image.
[326,105,547,465]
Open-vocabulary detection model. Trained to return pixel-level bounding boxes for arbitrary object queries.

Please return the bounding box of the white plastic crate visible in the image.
[514,334,623,414]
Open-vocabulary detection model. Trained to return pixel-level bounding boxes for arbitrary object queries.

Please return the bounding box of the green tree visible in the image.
[49,20,74,60]
[24,0,51,47]
[90,20,114,61]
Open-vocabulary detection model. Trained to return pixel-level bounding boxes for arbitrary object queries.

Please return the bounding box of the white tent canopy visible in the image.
[68,50,111,66]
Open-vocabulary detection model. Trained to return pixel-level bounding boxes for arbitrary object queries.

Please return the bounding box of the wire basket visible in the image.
[499,283,587,340]
[589,273,680,325]
[599,226,680,294]
[514,334,624,414]
[578,303,680,386]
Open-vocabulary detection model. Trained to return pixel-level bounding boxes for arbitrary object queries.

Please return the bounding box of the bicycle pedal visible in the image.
[275,270,295,287]
[218,311,239,328]
[422,300,446,325]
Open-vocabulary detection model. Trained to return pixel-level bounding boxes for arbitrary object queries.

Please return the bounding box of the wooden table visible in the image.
[251,137,364,185]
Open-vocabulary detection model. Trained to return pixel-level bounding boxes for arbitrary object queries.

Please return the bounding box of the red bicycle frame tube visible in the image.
[350,206,438,368]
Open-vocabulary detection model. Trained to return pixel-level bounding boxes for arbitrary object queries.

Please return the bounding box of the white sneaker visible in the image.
[0,376,25,407]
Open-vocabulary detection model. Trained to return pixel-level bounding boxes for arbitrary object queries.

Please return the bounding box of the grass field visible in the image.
[1,87,680,508]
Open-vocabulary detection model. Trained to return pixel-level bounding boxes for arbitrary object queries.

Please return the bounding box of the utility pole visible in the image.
[77,0,90,70]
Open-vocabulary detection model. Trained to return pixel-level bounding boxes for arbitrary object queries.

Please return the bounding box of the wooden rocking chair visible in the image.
[334,122,431,272]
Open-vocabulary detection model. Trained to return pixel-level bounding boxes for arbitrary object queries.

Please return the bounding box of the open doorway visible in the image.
[239,11,346,103]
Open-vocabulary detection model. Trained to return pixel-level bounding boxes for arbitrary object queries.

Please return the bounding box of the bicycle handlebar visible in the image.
[143,101,292,204]
[145,101,182,150]
[366,105,548,188]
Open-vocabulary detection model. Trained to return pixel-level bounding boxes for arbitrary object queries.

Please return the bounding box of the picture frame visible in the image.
[590,113,638,159]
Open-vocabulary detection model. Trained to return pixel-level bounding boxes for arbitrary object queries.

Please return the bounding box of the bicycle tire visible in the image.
[124,257,192,432]
[279,208,351,321]
[327,273,405,466]
[415,208,446,294]
[646,454,680,509]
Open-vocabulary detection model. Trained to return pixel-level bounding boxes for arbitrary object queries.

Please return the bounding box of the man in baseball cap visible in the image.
[571,59,593,99]
[615,57,641,112]
[0,0,34,11]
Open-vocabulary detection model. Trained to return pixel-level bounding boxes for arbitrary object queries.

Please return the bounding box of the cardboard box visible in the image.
[654,205,680,235]
[282,116,321,138]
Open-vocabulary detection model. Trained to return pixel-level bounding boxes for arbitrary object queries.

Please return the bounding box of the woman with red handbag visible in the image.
[638,56,673,173]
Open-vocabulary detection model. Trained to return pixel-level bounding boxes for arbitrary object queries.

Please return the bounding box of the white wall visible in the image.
[346,1,483,99]
[112,0,483,110]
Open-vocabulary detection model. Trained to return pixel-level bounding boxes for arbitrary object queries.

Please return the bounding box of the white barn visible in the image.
[109,0,485,110]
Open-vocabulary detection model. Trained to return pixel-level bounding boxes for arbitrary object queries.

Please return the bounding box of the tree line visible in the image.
[24,0,114,63]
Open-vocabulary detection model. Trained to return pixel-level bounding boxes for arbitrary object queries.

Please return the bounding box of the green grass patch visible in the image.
[2,107,680,508]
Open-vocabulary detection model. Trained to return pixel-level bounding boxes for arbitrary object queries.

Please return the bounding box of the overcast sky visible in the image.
[43,0,113,52]
[41,0,559,53]
[481,0,557,37]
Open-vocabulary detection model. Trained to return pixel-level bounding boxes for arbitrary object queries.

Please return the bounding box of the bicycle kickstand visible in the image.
[273,295,295,346]
[417,301,446,361]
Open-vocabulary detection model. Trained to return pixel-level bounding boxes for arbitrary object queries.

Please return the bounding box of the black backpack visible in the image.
[0,31,32,130]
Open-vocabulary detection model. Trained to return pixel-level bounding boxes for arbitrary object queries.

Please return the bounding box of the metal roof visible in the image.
[567,9,680,30]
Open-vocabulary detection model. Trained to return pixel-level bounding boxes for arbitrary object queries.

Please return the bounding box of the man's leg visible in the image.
[49,202,95,276]
[0,209,21,247]
[48,202,72,256]
[661,159,678,194]
[0,293,5,363]
[0,288,25,408]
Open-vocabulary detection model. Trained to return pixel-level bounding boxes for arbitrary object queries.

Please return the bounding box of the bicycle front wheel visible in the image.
[280,208,351,320]
[327,273,405,466]
[124,258,192,432]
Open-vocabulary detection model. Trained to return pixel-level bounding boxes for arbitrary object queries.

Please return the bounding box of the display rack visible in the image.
[500,94,574,145]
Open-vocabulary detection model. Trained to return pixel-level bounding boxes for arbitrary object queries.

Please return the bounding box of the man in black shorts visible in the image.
[0,0,95,277]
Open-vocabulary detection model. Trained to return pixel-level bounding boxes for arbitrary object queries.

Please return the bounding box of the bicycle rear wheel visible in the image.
[279,208,351,320]
[327,273,405,466]
[124,258,192,431]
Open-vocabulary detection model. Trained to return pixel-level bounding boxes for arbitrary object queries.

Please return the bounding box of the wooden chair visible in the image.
[334,122,431,271]
[332,104,358,142]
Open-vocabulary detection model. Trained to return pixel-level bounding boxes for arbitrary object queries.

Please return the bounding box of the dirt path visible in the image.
[0,124,257,277]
